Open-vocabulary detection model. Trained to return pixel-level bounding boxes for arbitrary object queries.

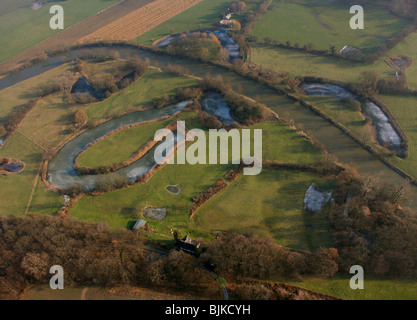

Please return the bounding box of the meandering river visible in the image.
[0,45,415,208]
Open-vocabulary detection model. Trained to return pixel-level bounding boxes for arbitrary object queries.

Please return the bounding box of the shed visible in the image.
[132,218,147,231]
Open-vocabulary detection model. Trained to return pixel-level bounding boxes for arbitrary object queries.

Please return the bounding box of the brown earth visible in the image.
[78,0,203,43]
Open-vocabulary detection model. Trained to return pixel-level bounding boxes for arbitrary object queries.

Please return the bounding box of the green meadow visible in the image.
[288,276,417,300]
[302,96,372,144]
[251,0,411,55]
[77,111,201,169]
[86,68,198,121]
[0,132,63,216]
[71,114,328,249]
[252,32,417,90]
[379,94,417,180]
[193,168,334,252]
[0,0,119,63]
[252,44,395,84]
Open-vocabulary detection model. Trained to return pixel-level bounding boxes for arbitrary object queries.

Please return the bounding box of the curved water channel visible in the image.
[0,45,416,208]
[48,101,189,191]
[300,83,403,155]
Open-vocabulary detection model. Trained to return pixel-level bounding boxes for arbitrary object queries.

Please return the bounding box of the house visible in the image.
[177,235,200,255]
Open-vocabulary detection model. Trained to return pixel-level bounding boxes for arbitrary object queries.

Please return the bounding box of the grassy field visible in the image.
[302,96,373,143]
[379,94,417,180]
[76,111,199,169]
[251,0,411,55]
[0,0,120,63]
[382,32,417,90]
[253,121,321,163]
[86,68,198,121]
[11,64,197,149]
[70,117,327,248]
[0,63,72,128]
[0,0,33,18]
[192,168,334,252]
[23,285,134,300]
[0,62,199,218]
[78,117,321,169]
[136,0,232,45]
[70,110,233,236]
[0,132,63,216]
[288,276,417,300]
[15,60,120,149]
[252,34,417,90]
[252,44,396,84]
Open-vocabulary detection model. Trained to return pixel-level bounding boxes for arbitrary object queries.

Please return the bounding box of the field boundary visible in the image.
[78,0,203,43]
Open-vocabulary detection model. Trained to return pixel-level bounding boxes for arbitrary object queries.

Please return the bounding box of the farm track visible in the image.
[79,0,202,42]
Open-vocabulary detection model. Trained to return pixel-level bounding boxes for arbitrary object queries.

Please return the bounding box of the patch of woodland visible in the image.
[198,74,266,125]
[0,215,218,300]
[330,166,417,278]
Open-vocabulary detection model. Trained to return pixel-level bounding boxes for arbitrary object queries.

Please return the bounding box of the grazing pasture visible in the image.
[288,277,417,300]
[71,117,326,249]
[0,0,120,63]
[251,0,411,55]
[193,168,334,252]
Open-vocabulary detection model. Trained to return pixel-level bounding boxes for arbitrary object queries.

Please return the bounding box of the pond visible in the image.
[0,161,24,173]
[71,76,105,100]
[200,91,237,126]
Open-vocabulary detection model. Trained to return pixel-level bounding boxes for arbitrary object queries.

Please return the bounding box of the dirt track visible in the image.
[0,0,153,75]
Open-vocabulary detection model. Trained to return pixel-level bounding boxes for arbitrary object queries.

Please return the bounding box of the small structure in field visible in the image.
[31,1,43,10]
[340,46,364,59]
[132,218,147,231]
[304,184,332,214]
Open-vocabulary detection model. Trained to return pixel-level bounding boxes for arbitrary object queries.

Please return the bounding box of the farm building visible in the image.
[177,235,200,254]
[132,218,147,231]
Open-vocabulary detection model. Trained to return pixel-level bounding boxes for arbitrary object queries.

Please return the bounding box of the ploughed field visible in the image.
[78,0,203,43]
